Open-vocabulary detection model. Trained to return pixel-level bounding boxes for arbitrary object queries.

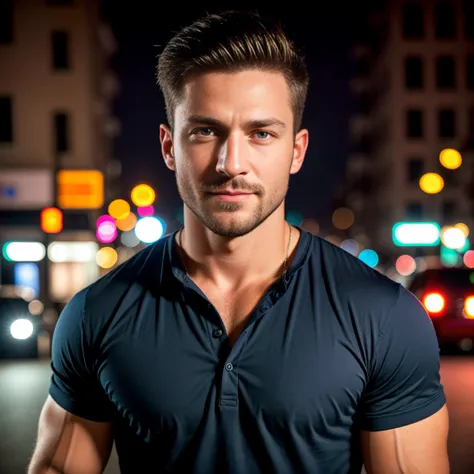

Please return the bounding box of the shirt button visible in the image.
[225,363,233,371]
[212,328,223,338]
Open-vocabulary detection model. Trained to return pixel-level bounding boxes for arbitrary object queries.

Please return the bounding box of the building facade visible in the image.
[0,0,120,307]
[342,0,474,266]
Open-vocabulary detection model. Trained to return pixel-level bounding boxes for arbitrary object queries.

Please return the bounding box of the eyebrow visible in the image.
[186,115,287,131]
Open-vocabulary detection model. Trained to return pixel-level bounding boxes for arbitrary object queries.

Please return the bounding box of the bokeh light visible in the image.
[96,214,115,227]
[439,148,462,170]
[28,300,44,315]
[135,217,165,243]
[300,218,319,235]
[464,251,474,269]
[131,184,155,207]
[340,239,359,256]
[332,207,354,230]
[121,230,141,248]
[395,255,416,276]
[455,223,469,238]
[108,199,130,220]
[419,172,444,194]
[138,205,154,217]
[96,220,117,244]
[116,212,137,232]
[358,249,379,268]
[441,226,466,250]
[286,210,304,226]
[96,247,118,269]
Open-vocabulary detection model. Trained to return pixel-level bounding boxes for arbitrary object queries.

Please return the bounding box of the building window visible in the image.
[435,2,456,38]
[0,97,13,143]
[405,56,423,88]
[54,112,70,152]
[442,200,456,222]
[438,109,456,138]
[402,4,424,38]
[407,158,424,184]
[0,0,13,43]
[405,202,423,220]
[468,55,474,89]
[52,31,70,70]
[406,109,424,138]
[463,0,474,38]
[436,56,455,88]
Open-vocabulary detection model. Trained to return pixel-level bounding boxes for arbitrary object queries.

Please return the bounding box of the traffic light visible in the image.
[40,207,63,234]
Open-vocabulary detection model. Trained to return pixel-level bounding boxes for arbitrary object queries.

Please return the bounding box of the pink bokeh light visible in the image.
[96,214,115,228]
[96,221,118,243]
[137,205,154,217]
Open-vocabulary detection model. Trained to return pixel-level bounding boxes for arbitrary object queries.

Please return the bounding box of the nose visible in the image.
[215,133,249,178]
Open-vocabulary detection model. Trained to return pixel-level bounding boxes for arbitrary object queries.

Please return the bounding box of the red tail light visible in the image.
[464,296,474,319]
[422,292,445,317]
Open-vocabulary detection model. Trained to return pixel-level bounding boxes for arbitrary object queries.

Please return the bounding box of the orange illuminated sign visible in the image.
[41,207,63,234]
[57,170,104,209]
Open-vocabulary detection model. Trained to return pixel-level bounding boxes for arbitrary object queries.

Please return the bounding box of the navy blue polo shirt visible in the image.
[49,229,446,473]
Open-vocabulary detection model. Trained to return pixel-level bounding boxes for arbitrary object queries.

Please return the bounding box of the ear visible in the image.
[160,124,175,171]
[290,128,309,175]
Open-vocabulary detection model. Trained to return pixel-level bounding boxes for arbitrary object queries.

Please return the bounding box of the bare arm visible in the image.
[361,404,449,474]
[28,396,113,474]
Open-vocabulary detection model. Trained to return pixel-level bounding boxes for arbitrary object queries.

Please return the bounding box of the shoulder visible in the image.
[61,233,174,330]
[309,235,401,313]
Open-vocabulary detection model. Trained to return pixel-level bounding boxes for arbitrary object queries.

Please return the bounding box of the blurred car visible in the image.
[0,296,38,359]
[408,267,474,351]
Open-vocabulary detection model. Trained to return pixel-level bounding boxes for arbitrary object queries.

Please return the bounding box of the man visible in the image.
[28,10,449,474]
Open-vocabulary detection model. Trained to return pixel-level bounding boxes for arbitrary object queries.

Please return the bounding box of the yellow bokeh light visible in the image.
[116,212,137,232]
[131,184,155,207]
[96,247,118,269]
[455,223,469,238]
[108,199,130,220]
[332,207,354,230]
[419,172,444,194]
[439,148,462,170]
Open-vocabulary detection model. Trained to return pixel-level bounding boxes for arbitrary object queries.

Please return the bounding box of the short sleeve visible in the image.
[359,285,446,431]
[49,288,114,422]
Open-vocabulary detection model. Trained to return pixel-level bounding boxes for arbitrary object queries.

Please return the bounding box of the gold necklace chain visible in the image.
[178,222,292,278]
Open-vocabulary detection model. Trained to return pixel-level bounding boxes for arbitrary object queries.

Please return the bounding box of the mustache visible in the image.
[200,178,263,195]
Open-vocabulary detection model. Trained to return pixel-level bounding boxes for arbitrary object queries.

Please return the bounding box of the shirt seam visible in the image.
[373,283,402,355]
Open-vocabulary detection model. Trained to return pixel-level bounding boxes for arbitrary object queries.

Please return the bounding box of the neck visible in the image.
[177,205,298,290]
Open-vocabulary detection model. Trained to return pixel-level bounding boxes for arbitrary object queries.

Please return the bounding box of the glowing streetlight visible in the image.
[419,173,444,194]
[439,148,462,170]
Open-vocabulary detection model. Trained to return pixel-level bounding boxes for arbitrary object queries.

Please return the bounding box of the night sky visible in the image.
[102,3,363,229]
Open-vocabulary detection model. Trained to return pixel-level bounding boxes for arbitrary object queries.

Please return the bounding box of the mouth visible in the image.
[208,191,254,202]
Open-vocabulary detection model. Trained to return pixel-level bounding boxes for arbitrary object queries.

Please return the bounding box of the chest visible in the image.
[98,296,368,442]
[203,284,270,346]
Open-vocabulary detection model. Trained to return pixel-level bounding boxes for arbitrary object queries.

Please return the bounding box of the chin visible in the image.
[200,212,264,238]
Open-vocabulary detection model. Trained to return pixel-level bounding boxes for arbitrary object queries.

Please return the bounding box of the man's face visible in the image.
[161,69,308,238]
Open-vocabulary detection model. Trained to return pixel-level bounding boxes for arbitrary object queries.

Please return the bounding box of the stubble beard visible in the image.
[176,172,289,238]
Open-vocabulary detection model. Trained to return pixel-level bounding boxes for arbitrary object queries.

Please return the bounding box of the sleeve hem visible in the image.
[49,385,112,423]
[360,390,446,432]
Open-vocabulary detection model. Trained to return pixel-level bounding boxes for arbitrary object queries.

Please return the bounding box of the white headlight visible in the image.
[10,319,34,340]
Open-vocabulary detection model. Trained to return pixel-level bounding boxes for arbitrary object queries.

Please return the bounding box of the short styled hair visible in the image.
[156,10,309,133]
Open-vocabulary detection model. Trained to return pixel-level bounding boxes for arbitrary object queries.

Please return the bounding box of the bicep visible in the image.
[361,404,449,474]
[29,395,113,474]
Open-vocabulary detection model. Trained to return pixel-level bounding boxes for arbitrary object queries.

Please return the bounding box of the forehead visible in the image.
[175,70,293,125]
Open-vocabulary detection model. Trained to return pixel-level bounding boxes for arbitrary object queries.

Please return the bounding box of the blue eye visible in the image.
[255,131,270,140]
